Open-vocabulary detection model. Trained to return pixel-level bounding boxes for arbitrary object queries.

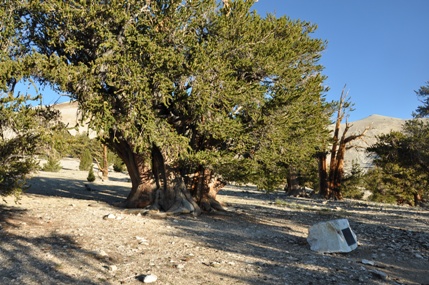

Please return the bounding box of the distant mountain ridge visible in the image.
[338,114,407,173]
[52,101,97,138]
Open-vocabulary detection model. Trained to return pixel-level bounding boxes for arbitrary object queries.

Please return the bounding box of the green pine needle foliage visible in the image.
[42,156,62,172]
[113,156,126,172]
[9,0,332,193]
[79,149,93,171]
[366,119,429,206]
[341,161,365,199]
[87,166,96,182]
[0,1,62,198]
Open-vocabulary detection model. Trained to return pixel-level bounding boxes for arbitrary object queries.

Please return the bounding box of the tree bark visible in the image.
[317,152,329,198]
[101,144,109,180]
[188,166,226,212]
[105,133,157,208]
[325,87,368,200]
[93,144,109,181]
[120,149,156,208]
[125,164,157,209]
[105,131,224,214]
[330,139,346,200]
[151,145,201,215]
[327,90,345,198]
[285,167,300,194]
[414,192,422,207]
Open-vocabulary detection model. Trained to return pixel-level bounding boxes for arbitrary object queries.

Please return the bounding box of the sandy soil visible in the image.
[1,158,428,285]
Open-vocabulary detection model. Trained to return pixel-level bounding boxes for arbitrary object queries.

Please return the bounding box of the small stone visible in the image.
[176,264,185,269]
[103,213,116,220]
[286,256,300,261]
[370,269,388,280]
[143,274,157,283]
[415,253,424,259]
[210,261,221,268]
[361,259,375,266]
[108,265,117,272]
[136,236,149,245]
[99,250,108,256]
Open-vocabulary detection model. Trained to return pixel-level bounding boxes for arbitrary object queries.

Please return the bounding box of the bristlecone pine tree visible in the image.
[318,88,368,200]
[0,1,60,198]
[79,148,93,171]
[367,81,429,206]
[11,0,331,213]
[87,165,96,182]
[413,81,429,118]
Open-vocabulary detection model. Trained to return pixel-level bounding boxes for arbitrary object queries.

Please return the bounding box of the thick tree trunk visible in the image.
[331,141,346,200]
[120,150,156,208]
[151,145,201,215]
[414,192,422,207]
[106,132,222,215]
[93,144,109,181]
[105,134,157,208]
[317,152,329,198]
[101,144,109,180]
[160,166,202,215]
[285,167,299,194]
[188,166,226,212]
[125,164,157,208]
[324,87,369,200]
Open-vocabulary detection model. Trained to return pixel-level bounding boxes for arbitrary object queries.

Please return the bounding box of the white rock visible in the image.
[136,236,149,245]
[362,259,375,266]
[143,274,158,283]
[98,250,108,257]
[370,269,388,280]
[307,219,358,253]
[103,213,116,220]
[415,253,424,259]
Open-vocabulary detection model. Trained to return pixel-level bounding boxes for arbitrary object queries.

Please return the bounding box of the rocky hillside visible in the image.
[337,114,407,173]
[52,101,97,138]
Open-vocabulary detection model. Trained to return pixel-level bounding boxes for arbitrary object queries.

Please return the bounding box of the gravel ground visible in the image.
[1,158,428,285]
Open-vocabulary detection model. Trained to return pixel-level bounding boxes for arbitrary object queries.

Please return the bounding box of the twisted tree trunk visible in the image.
[187,166,227,212]
[112,140,157,209]
[317,151,329,197]
[321,87,369,200]
[105,130,226,214]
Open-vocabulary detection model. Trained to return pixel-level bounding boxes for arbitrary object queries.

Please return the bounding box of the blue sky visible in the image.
[252,0,429,121]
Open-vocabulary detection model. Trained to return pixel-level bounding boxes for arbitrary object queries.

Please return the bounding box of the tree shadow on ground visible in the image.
[26,175,129,206]
[19,175,429,284]
[0,205,112,285]
[164,187,429,285]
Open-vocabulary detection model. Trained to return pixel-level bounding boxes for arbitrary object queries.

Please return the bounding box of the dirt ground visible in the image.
[1,158,428,285]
